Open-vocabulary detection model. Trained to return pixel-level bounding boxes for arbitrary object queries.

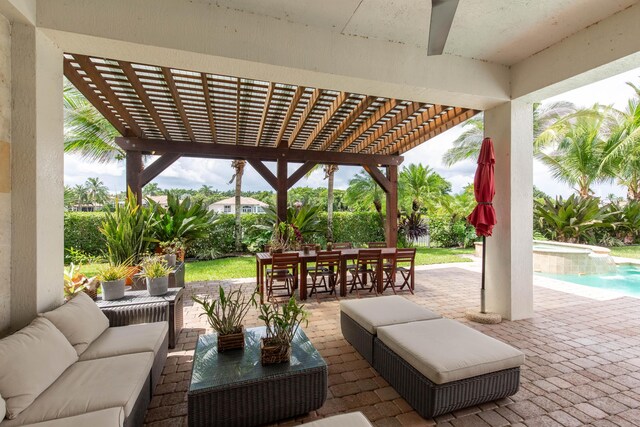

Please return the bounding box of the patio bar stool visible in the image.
[348,249,382,297]
[308,250,342,301]
[266,252,299,301]
[382,250,398,294]
[395,248,417,294]
[367,242,387,248]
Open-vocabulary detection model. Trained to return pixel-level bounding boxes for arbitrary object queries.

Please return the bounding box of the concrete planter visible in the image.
[101,279,126,301]
[164,253,177,268]
[147,276,169,296]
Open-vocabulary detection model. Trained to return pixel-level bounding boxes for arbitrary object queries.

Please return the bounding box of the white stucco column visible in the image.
[11,23,64,330]
[483,100,534,321]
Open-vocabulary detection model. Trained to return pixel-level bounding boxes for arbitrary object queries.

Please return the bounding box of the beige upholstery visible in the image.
[302,412,372,427]
[377,319,525,385]
[15,408,124,427]
[41,292,109,355]
[0,394,5,421]
[0,318,78,419]
[80,322,168,361]
[340,295,440,334]
[0,353,153,426]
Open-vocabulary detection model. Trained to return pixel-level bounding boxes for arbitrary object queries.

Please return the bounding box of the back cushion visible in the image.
[0,318,78,419]
[41,292,110,355]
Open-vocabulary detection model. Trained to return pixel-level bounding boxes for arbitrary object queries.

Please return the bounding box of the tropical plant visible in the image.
[192,286,257,335]
[138,255,173,279]
[399,210,429,242]
[258,297,309,345]
[99,188,157,264]
[533,194,612,243]
[261,205,323,243]
[229,160,246,252]
[143,183,163,196]
[63,80,123,163]
[63,264,86,299]
[304,164,340,241]
[345,170,385,215]
[604,200,640,244]
[150,193,216,250]
[85,177,110,205]
[96,262,131,282]
[398,163,451,212]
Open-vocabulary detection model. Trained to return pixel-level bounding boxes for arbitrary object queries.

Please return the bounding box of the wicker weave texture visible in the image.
[188,367,327,427]
[373,338,520,418]
[340,311,375,364]
[102,302,168,327]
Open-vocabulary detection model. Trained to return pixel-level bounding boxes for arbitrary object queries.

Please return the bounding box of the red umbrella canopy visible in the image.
[467,137,497,237]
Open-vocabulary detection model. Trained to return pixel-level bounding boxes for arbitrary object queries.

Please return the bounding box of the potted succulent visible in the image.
[96,262,130,301]
[192,286,257,352]
[258,297,309,365]
[158,239,184,268]
[139,255,173,296]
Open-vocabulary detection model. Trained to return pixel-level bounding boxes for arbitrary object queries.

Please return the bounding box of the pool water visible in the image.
[539,264,640,297]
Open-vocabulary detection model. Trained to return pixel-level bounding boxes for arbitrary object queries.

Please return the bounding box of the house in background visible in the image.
[209,197,268,214]
[145,195,169,208]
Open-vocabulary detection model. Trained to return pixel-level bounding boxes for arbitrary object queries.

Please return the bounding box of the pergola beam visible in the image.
[363,165,391,193]
[256,82,275,146]
[353,102,421,153]
[319,96,376,151]
[302,92,348,150]
[276,86,304,145]
[288,88,322,146]
[287,162,317,189]
[337,98,398,152]
[247,159,277,189]
[162,67,196,142]
[201,73,218,143]
[115,137,404,166]
[140,153,182,186]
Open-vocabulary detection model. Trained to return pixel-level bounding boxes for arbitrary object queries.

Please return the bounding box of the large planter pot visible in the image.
[102,279,126,301]
[218,327,245,352]
[146,276,169,296]
[164,253,177,268]
[125,266,141,286]
[260,338,291,365]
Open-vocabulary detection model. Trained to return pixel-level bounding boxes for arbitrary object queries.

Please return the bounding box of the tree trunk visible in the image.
[232,160,245,253]
[326,166,336,242]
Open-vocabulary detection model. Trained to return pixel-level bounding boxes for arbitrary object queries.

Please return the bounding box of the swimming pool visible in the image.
[538,264,640,297]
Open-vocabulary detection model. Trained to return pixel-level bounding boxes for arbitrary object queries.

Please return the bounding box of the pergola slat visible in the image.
[201,73,218,143]
[337,98,398,152]
[256,82,275,146]
[318,96,376,152]
[369,105,445,154]
[276,86,304,147]
[288,89,322,147]
[161,67,197,142]
[301,92,348,150]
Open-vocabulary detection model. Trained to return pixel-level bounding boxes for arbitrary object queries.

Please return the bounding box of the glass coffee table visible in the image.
[188,326,327,427]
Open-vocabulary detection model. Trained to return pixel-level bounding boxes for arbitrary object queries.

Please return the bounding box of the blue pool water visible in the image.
[539,264,640,297]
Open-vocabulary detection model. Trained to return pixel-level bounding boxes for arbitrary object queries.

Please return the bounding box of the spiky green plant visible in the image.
[150,193,216,249]
[258,297,309,345]
[192,287,257,335]
[139,256,173,279]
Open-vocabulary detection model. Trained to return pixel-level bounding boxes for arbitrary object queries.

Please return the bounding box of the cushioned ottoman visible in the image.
[302,412,372,426]
[340,296,440,363]
[374,319,525,418]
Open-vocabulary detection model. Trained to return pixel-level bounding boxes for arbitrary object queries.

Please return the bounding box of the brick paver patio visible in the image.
[144,265,640,426]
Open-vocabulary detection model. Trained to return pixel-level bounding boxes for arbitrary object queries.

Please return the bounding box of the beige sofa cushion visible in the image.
[340,295,440,334]
[0,318,78,419]
[0,394,5,420]
[377,319,525,384]
[13,408,124,427]
[41,292,109,355]
[79,322,168,361]
[303,412,372,427]
[0,353,153,426]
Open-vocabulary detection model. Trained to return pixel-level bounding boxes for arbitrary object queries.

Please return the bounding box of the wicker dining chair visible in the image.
[266,252,299,301]
[395,248,417,294]
[308,250,341,301]
[367,241,387,248]
[348,249,382,297]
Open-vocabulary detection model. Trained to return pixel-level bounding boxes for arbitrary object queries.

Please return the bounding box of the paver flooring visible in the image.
[145,266,640,426]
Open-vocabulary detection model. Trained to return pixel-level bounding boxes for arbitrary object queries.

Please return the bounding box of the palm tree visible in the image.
[229,160,246,252]
[72,184,89,206]
[305,164,339,241]
[63,80,123,163]
[442,101,578,166]
[85,177,110,205]
[345,171,384,216]
[398,164,451,212]
[536,105,615,197]
[143,183,162,196]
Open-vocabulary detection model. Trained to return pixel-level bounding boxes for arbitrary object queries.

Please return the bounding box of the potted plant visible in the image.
[258,297,309,365]
[139,255,173,296]
[96,262,130,301]
[63,264,100,301]
[158,239,184,267]
[192,286,257,352]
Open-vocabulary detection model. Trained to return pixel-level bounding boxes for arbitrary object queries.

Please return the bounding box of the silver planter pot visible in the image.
[102,279,126,301]
[147,276,169,296]
[164,253,177,268]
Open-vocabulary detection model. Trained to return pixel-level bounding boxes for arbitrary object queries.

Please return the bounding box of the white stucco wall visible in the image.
[0,14,11,336]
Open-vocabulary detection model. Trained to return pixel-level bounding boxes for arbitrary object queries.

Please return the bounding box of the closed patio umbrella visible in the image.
[467,137,496,314]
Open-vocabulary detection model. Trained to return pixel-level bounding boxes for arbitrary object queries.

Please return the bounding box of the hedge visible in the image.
[64,212,106,260]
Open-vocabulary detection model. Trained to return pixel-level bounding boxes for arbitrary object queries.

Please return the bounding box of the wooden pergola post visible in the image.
[385,165,398,248]
[277,158,288,223]
[126,150,143,204]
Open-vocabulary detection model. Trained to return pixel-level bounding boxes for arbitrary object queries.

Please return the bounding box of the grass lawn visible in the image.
[609,246,640,259]
[75,247,474,283]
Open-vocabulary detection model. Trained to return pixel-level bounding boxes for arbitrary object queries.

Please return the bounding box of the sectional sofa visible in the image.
[0,292,167,427]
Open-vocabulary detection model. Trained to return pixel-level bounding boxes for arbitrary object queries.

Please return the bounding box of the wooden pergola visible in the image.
[64,53,479,246]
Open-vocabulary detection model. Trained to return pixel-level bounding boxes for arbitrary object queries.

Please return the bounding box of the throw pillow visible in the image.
[41,292,109,355]
[0,318,78,419]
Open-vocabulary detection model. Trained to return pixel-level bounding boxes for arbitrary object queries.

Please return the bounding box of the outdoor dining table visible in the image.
[255,248,398,301]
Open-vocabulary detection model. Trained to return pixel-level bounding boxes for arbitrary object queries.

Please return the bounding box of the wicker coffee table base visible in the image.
[188,366,327,427]
[373,338,520,418]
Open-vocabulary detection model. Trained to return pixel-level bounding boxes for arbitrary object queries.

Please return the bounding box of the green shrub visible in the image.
[64,212,106,259]
[428,214,477,248]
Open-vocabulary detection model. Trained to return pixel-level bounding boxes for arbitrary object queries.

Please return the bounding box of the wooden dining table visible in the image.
[255,248,398,301]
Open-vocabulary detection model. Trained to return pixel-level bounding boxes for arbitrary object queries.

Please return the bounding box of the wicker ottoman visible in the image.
[374,319,524,418]
[340,296,440,363]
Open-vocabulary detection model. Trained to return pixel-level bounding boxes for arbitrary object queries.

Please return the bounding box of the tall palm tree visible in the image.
[345,171,384,217]
[63,80,123,163]
[85,177,110,205]
[398,164,451,212]
[72,184,89,206]
[442,101,578,166]
[305,164,339,241]
[229,160,246,252]
[536,105,615,197]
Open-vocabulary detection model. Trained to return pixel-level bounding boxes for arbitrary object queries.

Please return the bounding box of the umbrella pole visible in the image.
[481,235,486,314]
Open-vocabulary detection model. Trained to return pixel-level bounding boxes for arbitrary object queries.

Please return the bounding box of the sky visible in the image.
[64,67,640,198]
